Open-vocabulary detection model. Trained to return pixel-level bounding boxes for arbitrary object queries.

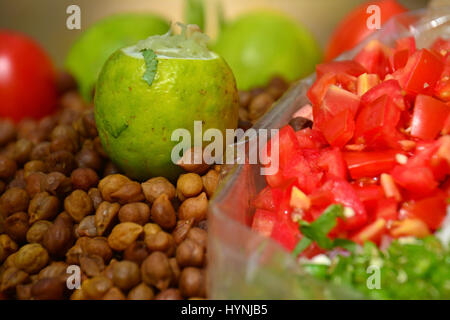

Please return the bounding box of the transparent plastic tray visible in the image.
[208,7,450,299]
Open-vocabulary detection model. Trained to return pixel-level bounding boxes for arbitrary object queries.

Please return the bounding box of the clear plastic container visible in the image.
[208,7,450,299]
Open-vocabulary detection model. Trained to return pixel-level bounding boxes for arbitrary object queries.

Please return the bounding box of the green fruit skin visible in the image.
[213,11,322,90]
[94,50,239,181]
[65,13,170,101]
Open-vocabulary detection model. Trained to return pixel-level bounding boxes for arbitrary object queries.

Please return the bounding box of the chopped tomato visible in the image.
[251,209,277,237]
[343,150,398,179]
[316,85,361,121]
[307,72,357,107]
[319,109,355,148]
[361,79,406,110]
[354,95,402,148]
[316,60,367,78]
[390,37,416,71]
[374,198,398,221]
[353,184,384,214]
[318,147,348,179]
[283,151,323,194]
[321,178,367,230]
[295,128,328,149]
[252,186,282,211]
[262,125,300,172]
[403,193,447,230]
[393,49,444,95]
[430,37,450,57]
[411,94,449,140]
[391,164,438,197]
[354,40,392,79]
[271,218,301,251]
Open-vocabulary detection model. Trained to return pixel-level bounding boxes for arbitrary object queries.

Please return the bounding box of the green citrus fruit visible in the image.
[94,26,239,181]
[65,13,170,101]
[213,11,322,90]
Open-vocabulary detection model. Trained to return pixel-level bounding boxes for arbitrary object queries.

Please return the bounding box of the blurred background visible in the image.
[0,0,428,67]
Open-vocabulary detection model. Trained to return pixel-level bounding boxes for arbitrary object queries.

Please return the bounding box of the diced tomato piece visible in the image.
[390,37,416,71]
[262,125,301,172]
[410,94,450,140]
[403,192,447,230]
[283,151,323,194]
[351,218,387,245]
[430,37,450,57]
[374,198,398,221]
[343,150,398,179]
[252,186,283,211]
[434,55,450,102]
[309,189,334,209]
[318,109,355,148]
[317,85,361,121]
[295,128,328,149]
[318,147,347,179]
[353,184,384,214]
[316,60,367,78]
[265,169,285,188]
[393,49,444,95]
[357,73,380,96]
[308,72,358,107]
[354,95,402,148]
[361,79,406,110]
[354,40,392,79]
[252,209,277,237]
[321,178,367,230]
[271,218,301,251]
[391,164,438,197]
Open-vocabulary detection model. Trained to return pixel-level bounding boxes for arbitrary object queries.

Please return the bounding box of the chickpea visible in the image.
[107,222,143,251]
[84,237,112,263]
[141,177,175,203]
[15,243,49,274]
[0,187,30,218]
[178,192,208,222]
[0,267,29,292]
[98,174,130,202]
[143,223,162,236]
[112,260,141,291]
[42,172,72,197]
[25,172,46,197]
[127,283,154,300]
[26,220,52,244]
[76,215,97,237]
[202,169,219,198]
[0,155,17,180]
[177,173,203,198]
[172,218,194,245]
[145,231,175,256]
[187,227,207,249]
[88,188,103,210]
[155,288,183,300]
[79,254,105,277]
[45,150,76,175]
[23,160,45,177]
[31,278,65,300]
[176,238,205,267]
[118,202,151,225]
[64,189,93,222]
[0,234,18,262]
[179,267,206,298]
[151,194,176,230]
[123,241,149,265]
[95,201,120,236]
[175,147,210,174]
[141,252,172,291]
[71,168,99,191]
[81,276,113,299]
[42,213,74,257]
[102,287,126,300]
[4,212,29,243]
[28,191,60,223]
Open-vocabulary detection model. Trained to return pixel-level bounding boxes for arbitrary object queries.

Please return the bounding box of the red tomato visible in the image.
[391,164,438,197]
[411,94,450,140]
[315,85,361,124]
[403,193,447,230]
[353,184,384,214]
[430,37,450,56]
[0,30,57,122]
[393,49,444,95]
[319,108,355,148]
[325,0,407,61]
[361,79,405,110]
[251,209,277,237]
[374,198,398,221]
[283,150,324,194]
[318,147,348,179]
[316,60,367,78]
[321,177,368,230]
[390,36,416,71]
[354,40,392,79]
[354,95,402,148]
[294,128,328,149]
[252,186,282,211]
[343,150,398,179]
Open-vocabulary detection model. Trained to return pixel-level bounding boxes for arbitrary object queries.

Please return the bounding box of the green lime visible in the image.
[94,25,239,181]
[213,11,322,90]
[65,13,170,101]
